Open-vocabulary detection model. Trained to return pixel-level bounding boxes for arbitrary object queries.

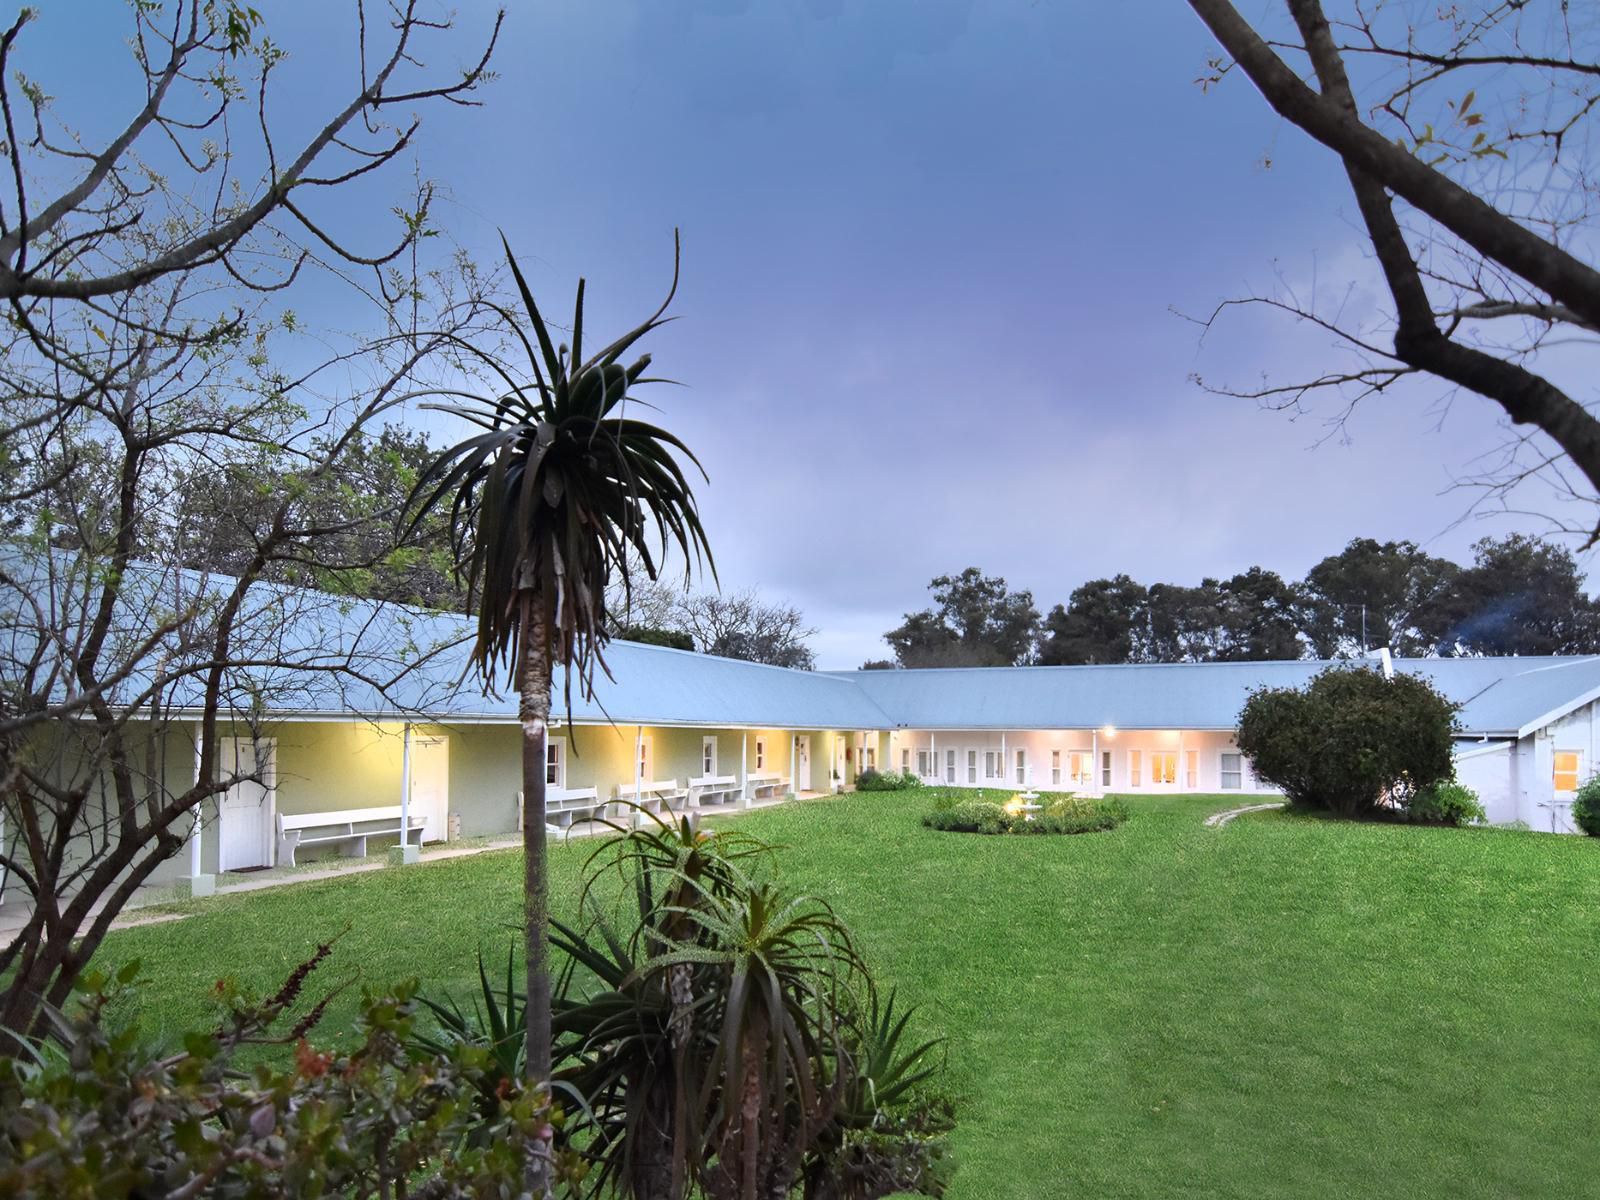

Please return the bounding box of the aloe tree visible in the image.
[408,235,712,1128]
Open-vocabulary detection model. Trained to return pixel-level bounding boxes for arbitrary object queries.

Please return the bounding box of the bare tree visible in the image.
[675,590,817,670]
[0,1,502,1042]
[1185,0,1600,538]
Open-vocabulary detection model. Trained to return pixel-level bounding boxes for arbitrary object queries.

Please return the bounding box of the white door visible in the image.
[219,737,275,871]
[410,736,450,843]
[833,738,845,787]
[795,735,811,792]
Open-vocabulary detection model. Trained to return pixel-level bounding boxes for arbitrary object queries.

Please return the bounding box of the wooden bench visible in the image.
[276,806,426,867]
[746,772,789,801]
[520,786,608,830]
[688,774,741,809]
[614,778,688,825]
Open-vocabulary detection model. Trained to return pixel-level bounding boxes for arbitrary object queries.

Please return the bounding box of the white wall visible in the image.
[886,728,1275,796]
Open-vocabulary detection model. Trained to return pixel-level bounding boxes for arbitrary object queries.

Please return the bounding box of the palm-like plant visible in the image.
[407,235,713,1110]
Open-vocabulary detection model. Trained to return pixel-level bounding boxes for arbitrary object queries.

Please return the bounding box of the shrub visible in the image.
[0,946,575,1199]
[1236,666,1458,818]
[1573,776,1600,836]
[856,770,922,792]
[1404,780,1486,827]
[922,797,1126,836]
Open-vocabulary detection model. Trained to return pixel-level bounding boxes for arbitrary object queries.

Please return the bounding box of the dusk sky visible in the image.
[35,3,1597,667]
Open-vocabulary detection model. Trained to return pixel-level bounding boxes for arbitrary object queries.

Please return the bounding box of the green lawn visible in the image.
[100,791,1600,1199]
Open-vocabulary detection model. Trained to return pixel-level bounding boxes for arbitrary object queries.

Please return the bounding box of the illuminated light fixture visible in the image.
[1101,725,1117,739]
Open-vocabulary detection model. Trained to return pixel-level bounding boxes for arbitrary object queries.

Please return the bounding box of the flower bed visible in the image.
[922,794,1128,836]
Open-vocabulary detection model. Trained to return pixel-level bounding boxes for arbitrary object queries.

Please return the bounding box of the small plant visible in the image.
[1573,776,1600,836]
[1404,780,1486,827]
[923,798,1126,836]
[856,769,917,792]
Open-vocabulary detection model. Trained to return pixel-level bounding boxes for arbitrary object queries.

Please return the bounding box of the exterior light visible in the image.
[1101,725,1117,739]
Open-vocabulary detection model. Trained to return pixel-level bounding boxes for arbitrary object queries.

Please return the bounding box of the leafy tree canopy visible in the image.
[885,568,1040,668]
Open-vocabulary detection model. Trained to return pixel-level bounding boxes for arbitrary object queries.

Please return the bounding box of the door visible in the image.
[795,735,812,792]
[219,737,275,871]
[410,736,450,843]
[833,738,845,788]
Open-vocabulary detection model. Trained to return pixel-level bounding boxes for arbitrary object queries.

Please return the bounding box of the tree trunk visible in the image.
[518,596,554,1194]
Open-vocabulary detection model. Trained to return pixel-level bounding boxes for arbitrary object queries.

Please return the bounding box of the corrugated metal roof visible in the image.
[826,656,1600,736]
[12,549,1600,736]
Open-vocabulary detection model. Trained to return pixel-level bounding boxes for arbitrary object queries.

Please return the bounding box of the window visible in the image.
[1051,749,1062,787]
[1069,751,1092,787]
[702,736,718,778]
[546,739,566,788]
[1015,749,1027,786]
[967,749,979,784]
[945,749,957,783]
[1150,751,1177,785]
[1184,749,1197,789]
[1220,752,1243,790]
[1128,750,1142,788]
[901,748,911,775]
[917,749,931,778]
[985,750,1001,780]
[1101,750,1112,787]
[636,736,651,782]
[754,737,766,771]
[1555,750,1583,793]
[865,745,876,770]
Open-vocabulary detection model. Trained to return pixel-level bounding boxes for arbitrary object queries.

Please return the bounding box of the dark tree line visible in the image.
[878,535,1600,668]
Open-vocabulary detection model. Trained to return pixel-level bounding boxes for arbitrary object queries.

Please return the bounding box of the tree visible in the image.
[407,237,712,1192]
[1237,666,1458,817]
[166,424,468,610]
[1440,534,1600,655]
[1300,538,1461,657]
[885,568,1039,668]
[1187,1,1600,539]
[859,659,897,671]
[1037,575,1148,665]
[1215,566,1305,660]
[675,590,817,669]
[617,624,696,651]
[0,2,499,1044]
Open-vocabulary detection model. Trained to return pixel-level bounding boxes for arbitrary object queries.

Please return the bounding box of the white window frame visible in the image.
[917,748,931,778]
[967,749,979,784]
[754,737,766,771]
[865,744,876,771]
[547,737,567,789]
[1184,749,1198,789]
[1069,751,1093,787]
[944,748,957,784]
[636,734,652,782]
[1220,751,1243,790]
[701,736,718,778]
[985,749,1002,781]
[1128,749,1142,788]
[1554,749,1583,794]
[901,747,911,775]
[1101,750,1113,788]
[1051,749,1062,787]
[1014,748,1027,786]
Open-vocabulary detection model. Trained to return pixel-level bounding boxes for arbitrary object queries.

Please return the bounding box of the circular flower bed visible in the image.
[922,795,1128,836]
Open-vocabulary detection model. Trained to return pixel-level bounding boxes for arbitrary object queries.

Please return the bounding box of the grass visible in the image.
[99,790,1600,1199]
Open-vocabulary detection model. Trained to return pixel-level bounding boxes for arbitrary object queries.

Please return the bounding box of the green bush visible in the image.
[856,768,909,792]
[1237,666,1458,818]
[1573,776,1600,836]
[1404,780,1486,827]
[922,797,1126,836]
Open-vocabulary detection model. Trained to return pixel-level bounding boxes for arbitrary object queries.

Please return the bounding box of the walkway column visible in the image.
[633,725,645,828]
[1001,731,1008,788]
[390,722,420,865]
[741,732,750,809]
[178,723,216,898]
[931,731,936,784]
[1092,729,1100,797]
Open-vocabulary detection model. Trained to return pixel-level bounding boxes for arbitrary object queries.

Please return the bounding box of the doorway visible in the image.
[794,734,812,792]
[218,737,275,871]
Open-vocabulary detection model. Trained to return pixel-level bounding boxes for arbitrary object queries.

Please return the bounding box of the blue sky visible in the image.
[32,2,1595,667]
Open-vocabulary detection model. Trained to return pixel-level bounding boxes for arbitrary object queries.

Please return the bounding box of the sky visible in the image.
[28,2,1598,667]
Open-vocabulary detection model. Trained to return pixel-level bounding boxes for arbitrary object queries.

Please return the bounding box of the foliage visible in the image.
[922,797,1127,836]
[855,769,920,792]
[407,943,527,1135]
[859,659,897,671]
[0,944,576,1199]
[609,577,817,668]
[1300,537,1461,657]
[617,624,696,651]
[1403,780,1485,827]
[1573,777,1600,837]
[1237,666,1458,818]
[538,813,952,1200]
[885,568,1040,668]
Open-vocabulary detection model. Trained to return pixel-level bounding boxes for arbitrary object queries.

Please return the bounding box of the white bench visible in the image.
[614,778,689,825]
[688,774,741,809]
[746,772,789,801]
[276,806,426,868]
[519,786,608,831]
